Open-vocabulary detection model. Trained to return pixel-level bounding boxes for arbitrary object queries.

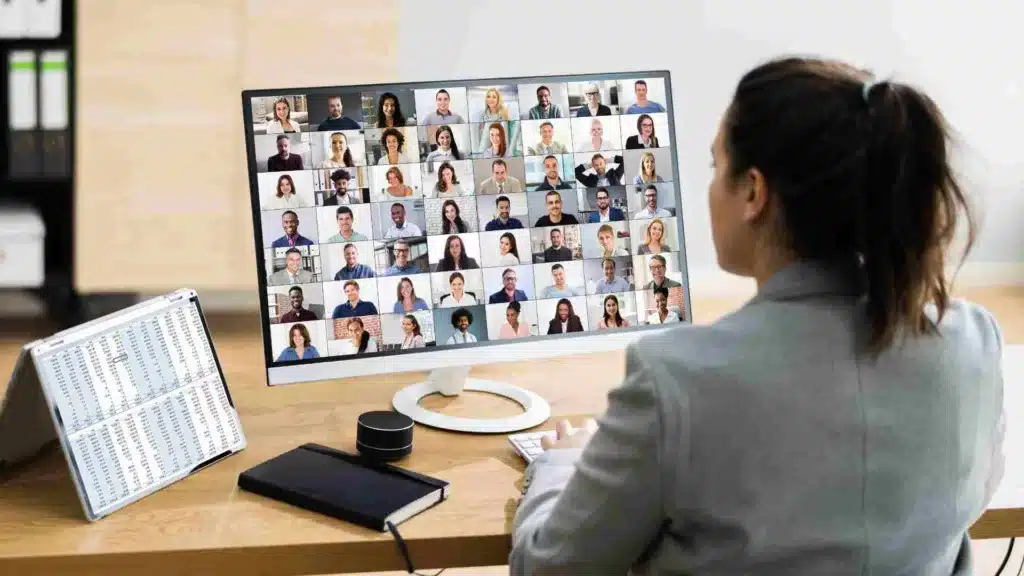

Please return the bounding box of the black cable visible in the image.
[996,537,1014,576]
[386,520,446,576]
[1016,536,1024,576]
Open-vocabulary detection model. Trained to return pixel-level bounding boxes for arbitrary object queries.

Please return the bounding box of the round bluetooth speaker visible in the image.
[356,410,414,461]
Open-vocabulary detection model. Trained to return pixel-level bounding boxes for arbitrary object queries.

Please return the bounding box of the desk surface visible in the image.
[0,289,1021,575]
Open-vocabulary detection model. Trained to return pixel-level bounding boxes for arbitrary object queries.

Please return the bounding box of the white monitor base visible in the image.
[391,367,550,434]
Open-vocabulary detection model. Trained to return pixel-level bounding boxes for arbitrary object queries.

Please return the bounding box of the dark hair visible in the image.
[491,158,507,170]
[636,114,658,146]
[507,300,521,314]
[451,307,473,327]
[331,168,350,183]
[499,232,520,260]
[336,206,353,218]
[555,298,574,317]
[495,195,510,206]
[540,121,553,130]
[536,85,549,96]
[724,56,973,352]
[550,263,564,272]
[328,132,354,166]
[281,210,298,220]
[347,317,370,354]
[343,280,359,291]
[635,79,647,88]
[653,286,669,299]
[381,127,405,154]
[487,122,507,156]
[543,154,558,165]
[288,324,310,348]
[603,294,624,326]
[649,254,666,267]
[436,89,450,97]
[276,174,295,198]
[434,125,462,159]
[438,235,472,271]
[396,277,417,303]
[436,161,460,192]
[288,285,303,295]
[376,92,406,127]
[448,272,464,284]
[284,247,301,258]
[403,314,422,336]
[441,199,467,234]
[596,187,610,198]
[276,134,288,143]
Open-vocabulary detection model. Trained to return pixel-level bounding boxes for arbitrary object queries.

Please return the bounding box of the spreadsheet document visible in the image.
[33,298,243,517]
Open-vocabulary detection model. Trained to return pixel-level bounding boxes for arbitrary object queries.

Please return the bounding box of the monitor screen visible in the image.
[243,72,691,378]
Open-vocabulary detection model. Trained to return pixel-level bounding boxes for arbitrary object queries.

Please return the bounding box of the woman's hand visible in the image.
[540,418,599,451]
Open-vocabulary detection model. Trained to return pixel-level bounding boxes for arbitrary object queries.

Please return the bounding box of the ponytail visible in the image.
[358,331,369,354]
[725,57,975,354]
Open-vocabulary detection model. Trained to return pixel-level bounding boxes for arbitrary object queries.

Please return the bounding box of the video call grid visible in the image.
[247,76,688,363]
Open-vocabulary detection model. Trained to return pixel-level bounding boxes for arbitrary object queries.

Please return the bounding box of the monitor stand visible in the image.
[391,366,551,434]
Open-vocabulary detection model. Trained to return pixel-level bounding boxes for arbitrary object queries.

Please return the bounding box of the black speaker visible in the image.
[356,411,414,461]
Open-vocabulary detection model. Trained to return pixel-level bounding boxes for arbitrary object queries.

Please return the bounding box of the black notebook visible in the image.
[237,443,448,531]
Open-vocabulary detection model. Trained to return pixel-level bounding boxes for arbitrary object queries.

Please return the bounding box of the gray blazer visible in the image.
[511,260,1005,575]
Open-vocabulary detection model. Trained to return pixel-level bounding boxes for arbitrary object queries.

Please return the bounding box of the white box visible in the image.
[0,205,46,288]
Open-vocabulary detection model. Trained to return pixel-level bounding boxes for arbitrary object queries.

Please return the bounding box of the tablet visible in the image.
[0,289,246,521]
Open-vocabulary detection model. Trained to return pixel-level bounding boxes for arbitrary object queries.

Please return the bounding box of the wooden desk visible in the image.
[0,289,1021,575]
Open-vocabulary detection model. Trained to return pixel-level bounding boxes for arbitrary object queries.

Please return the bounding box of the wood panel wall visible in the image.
[75,0,398,292]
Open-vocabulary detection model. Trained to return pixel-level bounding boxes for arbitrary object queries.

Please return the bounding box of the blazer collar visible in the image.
[751,259,863,303]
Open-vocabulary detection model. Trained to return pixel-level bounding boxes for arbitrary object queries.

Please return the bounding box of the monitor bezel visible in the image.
[241,70,692,385]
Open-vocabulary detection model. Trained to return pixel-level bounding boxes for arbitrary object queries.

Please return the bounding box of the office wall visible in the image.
[395,0,1024,295]
[75,0,399,292]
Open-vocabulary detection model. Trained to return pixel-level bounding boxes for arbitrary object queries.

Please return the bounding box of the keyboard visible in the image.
[508,431,555,463]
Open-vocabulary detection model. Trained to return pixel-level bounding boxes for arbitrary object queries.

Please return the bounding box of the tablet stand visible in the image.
[391,366,551,434]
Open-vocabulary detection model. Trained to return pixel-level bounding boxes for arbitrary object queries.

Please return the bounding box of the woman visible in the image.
[399,314,424,349]
[441,199,468,234]
[267,174,307,208]
[382,167,413,198]
[633,151,664,185]
[429,162,464,198]
[498,232,520,265]
[478,122,507,158]
[575,83,611,117]
[625,113,660,149]
[275,324,319,361]
[265,97,300,133]
[376,92,406,128]
[439,272,478,307]
[636,217,667,254]
[596,224,629,257]
[499,300,531,339]
[392,277,429,314]
[346,317,377,354]
[425,125,463,168]
[436,235,479,272]
[319,132,354,168]
[596,294,631,329]
[511,57,1004,574]
[479,87,510,122]
[646,285,679,325]
[376,128,405,165]
[546,298,584,334]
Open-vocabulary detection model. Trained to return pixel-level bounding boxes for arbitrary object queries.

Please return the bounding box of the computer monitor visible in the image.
[242,72,692,431]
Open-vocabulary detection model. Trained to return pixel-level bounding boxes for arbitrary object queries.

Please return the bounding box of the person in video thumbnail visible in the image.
[332,280,378,319]
[648,286,680,324]
[377,128,406,166]
[625,114,660,149]
[425,125,464,168]
[498,232,521,265]
[634,152,665,186]
[575,153,624,187]
[267,175,308,209]
[324,169,360,205]
[479,122,508,158]
[385,240,422,276]
[528,85,564,119]
[276,323,320,361]
[429,162,466,198]
[479,159,523,195]
[597,224,629,257]
[576,83,611,117]
[594,258,630,294]
[446,308,478,344]
[500,301,531,339]
[266,97,300,134]
[268,135,303,172]
[320,132,354,169]
[645,255,681,290]
[271,210,313,247]
[546,298,584,334]
[423,89,465,125]
[637,217,668,255]
[393,277,429,314]
[334,243,375,280]
[597,294,631,329]
[318,95,360,130]
[376,92,407,128]
[269,248,313,286]
[543,228,573,262]
[347,317,377,354]
[540,264,582,298]
[441,199,469,234]
[479,88,511,122]
[624,79,665,113]
[400,314,425,349]
[485,195,524,231]
[488,268,527,304]
[633,184,672,219]
[439,272,478,307]
[436,235,479,272]
[588,187,625,222]
[385,204,423,240]
[535,155,573,191]
[528,122,569,155]
[278,286,317,323]
[326,206,368,243]
[535,191,578,227]
[576,118,615,153]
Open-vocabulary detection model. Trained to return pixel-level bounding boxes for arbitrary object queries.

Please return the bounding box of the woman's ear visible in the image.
[742,167,769,223]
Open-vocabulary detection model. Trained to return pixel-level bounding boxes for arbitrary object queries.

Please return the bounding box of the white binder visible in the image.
[8,51,38,131]
[26,0,61,38]
[0,0,26,39]
[40,50,68,130]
